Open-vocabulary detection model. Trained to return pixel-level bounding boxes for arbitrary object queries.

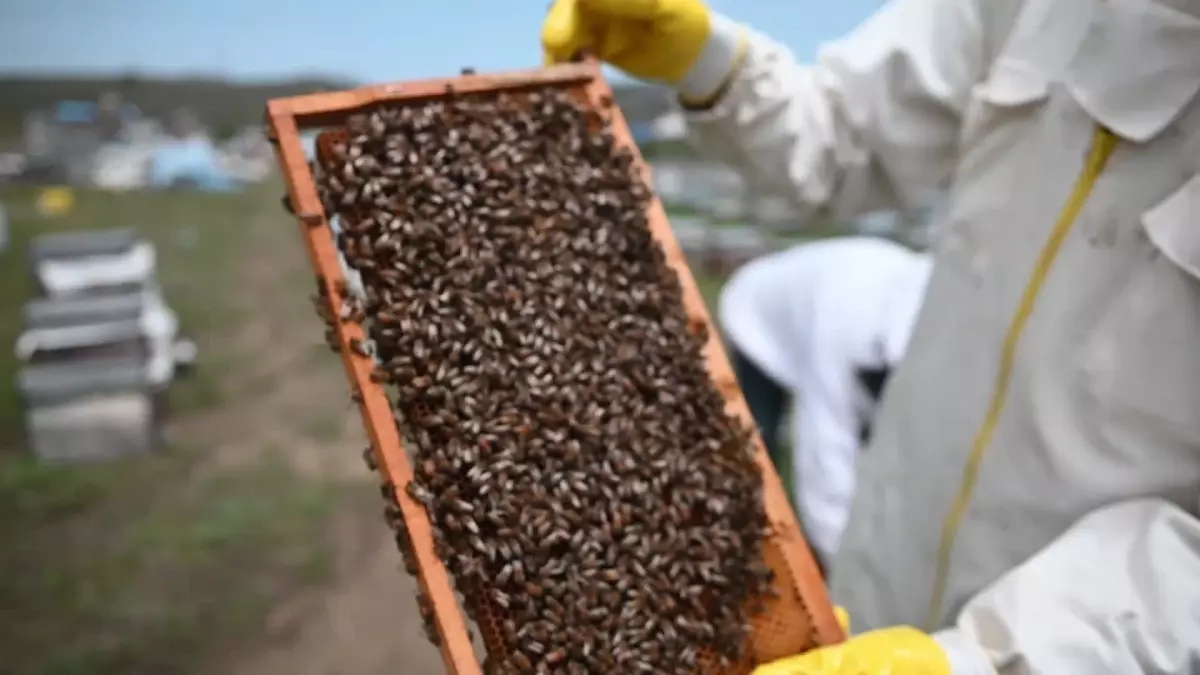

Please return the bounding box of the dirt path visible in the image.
[225,504,445,675]
[194,199,445,675]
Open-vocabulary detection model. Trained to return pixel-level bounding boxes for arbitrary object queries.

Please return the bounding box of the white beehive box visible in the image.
[18,356,157,463]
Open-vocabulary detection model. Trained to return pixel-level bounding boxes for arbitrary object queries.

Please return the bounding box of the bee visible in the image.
[303,91,783,673]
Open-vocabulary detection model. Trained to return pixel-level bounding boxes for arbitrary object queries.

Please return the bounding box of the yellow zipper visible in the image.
[925,125,1120,629]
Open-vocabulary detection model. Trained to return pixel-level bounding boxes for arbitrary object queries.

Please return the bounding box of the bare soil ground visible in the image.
[223,508,445,675]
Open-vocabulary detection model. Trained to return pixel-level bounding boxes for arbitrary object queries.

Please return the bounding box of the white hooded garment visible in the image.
[717,236,933,563]
[680,0,1200,671]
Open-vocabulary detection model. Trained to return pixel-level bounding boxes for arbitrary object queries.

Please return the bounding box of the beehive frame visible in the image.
[266,60,844,674]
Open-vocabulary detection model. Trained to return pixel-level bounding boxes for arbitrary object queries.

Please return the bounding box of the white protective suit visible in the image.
[684,0,1200,671]
[717,237,933,563]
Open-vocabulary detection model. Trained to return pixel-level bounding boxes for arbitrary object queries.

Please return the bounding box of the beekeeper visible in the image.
[719,236,933,575]
[544,0,1200,672]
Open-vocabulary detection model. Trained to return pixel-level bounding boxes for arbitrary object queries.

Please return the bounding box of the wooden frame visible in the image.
[265,60,843,675]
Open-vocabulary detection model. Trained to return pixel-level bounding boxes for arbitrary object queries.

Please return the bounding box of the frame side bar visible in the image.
[267,110,483,675]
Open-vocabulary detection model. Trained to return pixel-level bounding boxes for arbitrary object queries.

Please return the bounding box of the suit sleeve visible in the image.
[682,0,991,222]
[931,498,1200,674]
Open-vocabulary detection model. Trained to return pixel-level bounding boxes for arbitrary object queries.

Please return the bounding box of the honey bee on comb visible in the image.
[313,87,773,673]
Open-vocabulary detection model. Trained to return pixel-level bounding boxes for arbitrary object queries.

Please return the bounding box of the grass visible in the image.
[0,184,347,675]
[693,271,726,310]
[0,451,340,675]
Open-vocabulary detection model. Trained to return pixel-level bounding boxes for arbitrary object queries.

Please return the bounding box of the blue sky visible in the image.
[0,1,882,82]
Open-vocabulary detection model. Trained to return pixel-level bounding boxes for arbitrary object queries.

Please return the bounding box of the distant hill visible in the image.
[0,75,355,141]
[0,74,674,146]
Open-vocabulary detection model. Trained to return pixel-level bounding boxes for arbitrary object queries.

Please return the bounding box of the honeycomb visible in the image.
[282,65,842,674]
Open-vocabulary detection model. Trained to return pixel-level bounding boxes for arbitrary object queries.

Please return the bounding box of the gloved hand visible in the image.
[541,0,746,105]
[752,625,951,675]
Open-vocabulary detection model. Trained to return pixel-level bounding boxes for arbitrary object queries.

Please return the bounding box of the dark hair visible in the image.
[855,364,892,445]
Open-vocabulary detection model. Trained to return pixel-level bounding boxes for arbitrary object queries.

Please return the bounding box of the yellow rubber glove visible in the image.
[542,0,716,88]
[752,626,952,675]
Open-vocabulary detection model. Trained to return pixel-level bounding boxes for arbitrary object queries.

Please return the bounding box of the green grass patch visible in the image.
[693,272,726,311]
[0,450,340,675]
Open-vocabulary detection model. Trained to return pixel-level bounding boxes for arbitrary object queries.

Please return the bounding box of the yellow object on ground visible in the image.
[751,626,950,675]
[36,187,75,218]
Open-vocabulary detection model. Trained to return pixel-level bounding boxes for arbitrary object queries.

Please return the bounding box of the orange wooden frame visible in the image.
[265,61,843,675]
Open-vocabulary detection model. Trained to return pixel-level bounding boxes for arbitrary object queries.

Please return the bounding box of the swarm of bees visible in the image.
[307,87,773,674]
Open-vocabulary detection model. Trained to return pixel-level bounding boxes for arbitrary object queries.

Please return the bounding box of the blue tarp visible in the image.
[53,100,142,124]
[149,137,241,192]
[55,101,98,124]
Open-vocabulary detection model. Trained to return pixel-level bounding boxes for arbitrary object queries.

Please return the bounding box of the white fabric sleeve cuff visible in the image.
[677,13,745,102]
[933,628,996,675]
